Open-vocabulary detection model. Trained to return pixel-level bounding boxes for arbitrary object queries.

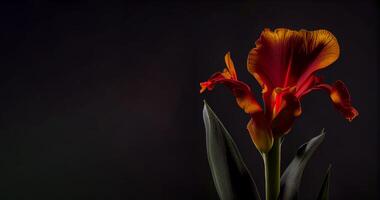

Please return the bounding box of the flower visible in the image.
[200,28,358,153]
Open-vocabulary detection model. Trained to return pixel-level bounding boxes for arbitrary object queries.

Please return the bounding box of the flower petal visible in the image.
[247,113,273,153]
[316,80,359,121]
[247,28,339,92]
[224,52,237,80]
[270,89,302,137]
[200,53,263,115]
[295,75,323,98]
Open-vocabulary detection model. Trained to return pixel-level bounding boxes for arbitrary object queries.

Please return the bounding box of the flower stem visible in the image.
[263,138,281,200]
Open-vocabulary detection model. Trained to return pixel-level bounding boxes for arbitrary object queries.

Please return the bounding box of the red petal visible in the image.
[200,53,263,114]
[247,28,340,94]
[270,89,302,137]
[316,80,359,121]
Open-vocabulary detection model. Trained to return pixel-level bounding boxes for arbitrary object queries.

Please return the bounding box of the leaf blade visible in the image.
[203,101,261,200]
[316,165,331,200]
[279,130,326,200]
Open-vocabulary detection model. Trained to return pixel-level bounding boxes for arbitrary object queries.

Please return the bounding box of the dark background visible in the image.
[0,1,378,199]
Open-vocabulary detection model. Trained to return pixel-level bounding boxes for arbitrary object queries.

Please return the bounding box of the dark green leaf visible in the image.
[279,130,326,200]
[203,101,261,200]
[316,165,331,200]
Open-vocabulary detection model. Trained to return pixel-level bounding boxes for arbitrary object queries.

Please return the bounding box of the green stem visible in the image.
[263,138,281,200]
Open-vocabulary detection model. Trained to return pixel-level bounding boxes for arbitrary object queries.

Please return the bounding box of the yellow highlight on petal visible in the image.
[224,52,238,80]
[330,91,340,104]
[236,96,262,114]
[247,117,273,153]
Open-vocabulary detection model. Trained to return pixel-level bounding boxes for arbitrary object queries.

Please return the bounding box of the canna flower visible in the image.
[200,28,358,153]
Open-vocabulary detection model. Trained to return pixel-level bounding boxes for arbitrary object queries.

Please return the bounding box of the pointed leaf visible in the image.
[279,130,326,200]
[316,165,331,200]
[203,101,261,200]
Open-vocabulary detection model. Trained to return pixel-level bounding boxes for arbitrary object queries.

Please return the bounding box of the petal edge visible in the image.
[317,80,359,121]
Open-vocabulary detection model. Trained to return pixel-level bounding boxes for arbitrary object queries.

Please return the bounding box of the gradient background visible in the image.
[0,1,378,199]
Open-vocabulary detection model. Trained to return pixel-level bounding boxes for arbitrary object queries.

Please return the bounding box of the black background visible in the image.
[0,1,378,199]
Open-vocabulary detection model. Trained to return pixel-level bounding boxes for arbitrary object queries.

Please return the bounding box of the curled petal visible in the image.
[200,53,263,115]
[271,90,302,137]
[200,52,239,93]
[200,73,262,114]
[200,81,213,93]
[224,52,237,80]
[247,28,339,92]
[247,113,273,153]
[317,80,359,121]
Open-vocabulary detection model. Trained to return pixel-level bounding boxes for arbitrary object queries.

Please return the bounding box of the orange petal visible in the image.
[316,80,359,122]
[235,91,263,114]
[200,81,212,93]
[224,52,237,80]
[200,53,263,115]
[247,113,273,153]
[247,28,339,93]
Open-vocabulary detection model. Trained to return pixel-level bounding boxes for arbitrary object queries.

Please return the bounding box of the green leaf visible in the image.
[279,130,326,200]
[202,101,261,200]
[316,165,331,200]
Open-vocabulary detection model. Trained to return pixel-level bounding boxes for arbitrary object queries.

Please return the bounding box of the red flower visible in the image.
[200,28,358,153]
